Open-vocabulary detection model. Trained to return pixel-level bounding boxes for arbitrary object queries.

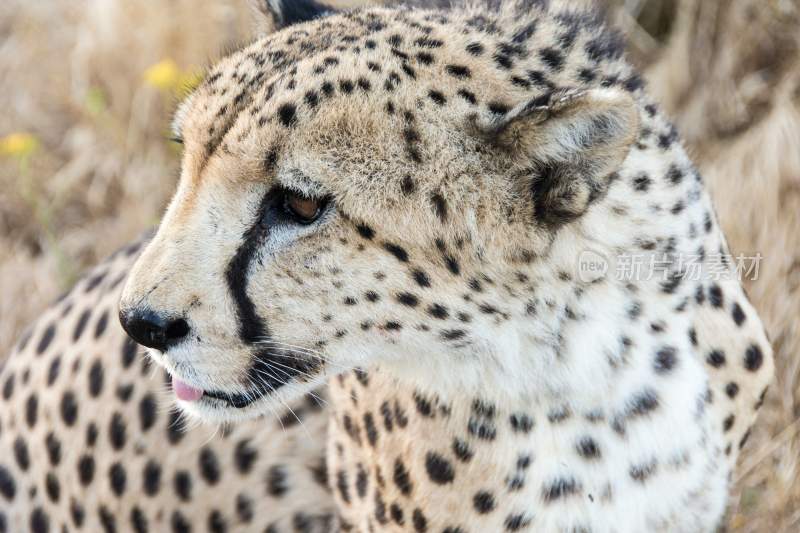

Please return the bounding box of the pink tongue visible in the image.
[172,376,204,402]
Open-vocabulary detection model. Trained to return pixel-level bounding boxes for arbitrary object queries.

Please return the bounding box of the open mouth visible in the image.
[167,347,323,409]
[171,375,263,409]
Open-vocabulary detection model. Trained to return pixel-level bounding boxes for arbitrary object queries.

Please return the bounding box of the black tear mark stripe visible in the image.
[222,189,311,406]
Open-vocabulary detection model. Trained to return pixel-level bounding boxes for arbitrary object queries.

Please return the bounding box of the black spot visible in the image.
[277,103,297,127]
[708,284,723,307]
[113,383,134,401]
[356,223,375,239]
[121,337,138,368]
[25,394,37,428]
[73,310,91,341]
[174,471,192,501]
[88,360,104,397]
[441,329,466,341]
[77,455,95,485]
[576,437,601,459]
[86,422,98,446]
[427,303,448,319]
[400,175,416,195]
[60,390,78,426]
[383,242,409,262]
[725,382,740,399]
[167,410,186,444]
[509,413,533,433]
[412,509,428,532]
[731,303,746,326]
[304,90,319,108]
[396,292,419,307]
[339,79,355,93]
[411,269,431,288]
[629,389,660,417]
[466,42,484,55]
[505,513,532,531]
[109,462,127,496]
[336,470,350,503]
[36,323,56,355]
[425,452,455,484]
[707,349,726,368]
[494,51,513,69]
[109,412,126,450]
[30,508,49,533]
[542,477,580,501]
[666,164,684,185]
[488,101,510,115]
[142,460,161,496]
[0,465,15,501]
[236,493,254,522]
[630,460,657,483]
[414,37,443,48]
[139,394,157,431]
[539,47,564,70]
[199,447,221,485]
[98,506,117,533]
[417,51,434,64]
[47,356,61,386]
[393,458,413,496]
[414,393,434,417]
[354,463,368,499]
[632,173,652,192]
[47,473,72,512]
[208,510,227,533]
[473,491,496,513]
[744,344,764,372]
[13,437,29,471]
[71,500,86,528]
[2,375,13,400]
[171,511,191,533]
[457,89,477,105]
[445,64,471,78]
[267,464,288,497]
[94,310,109,338]
[430,192,448,221]
[428,90,446,105]
[45,432,61,466]
[452,438,473,462]
[235,439,258,474]
[363,412,379,447]
[654,346,678,374]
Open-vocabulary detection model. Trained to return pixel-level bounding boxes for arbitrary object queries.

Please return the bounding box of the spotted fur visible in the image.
[1,1,773,532]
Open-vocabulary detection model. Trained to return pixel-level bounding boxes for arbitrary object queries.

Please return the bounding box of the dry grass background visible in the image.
[0,0,798,530]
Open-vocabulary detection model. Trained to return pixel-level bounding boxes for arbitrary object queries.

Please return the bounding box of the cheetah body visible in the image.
[1,1,773,532]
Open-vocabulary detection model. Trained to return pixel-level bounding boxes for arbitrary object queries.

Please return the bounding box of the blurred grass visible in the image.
[1,0,799,530]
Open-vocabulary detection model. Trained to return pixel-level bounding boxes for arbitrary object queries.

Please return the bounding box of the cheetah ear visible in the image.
[482,88,640,228]
[248,0,338,34]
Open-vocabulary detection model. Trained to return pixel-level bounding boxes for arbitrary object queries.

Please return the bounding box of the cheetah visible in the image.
[1,1,774,532]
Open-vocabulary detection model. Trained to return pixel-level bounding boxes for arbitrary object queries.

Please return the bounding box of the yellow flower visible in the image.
[143,59,181,91]
[0,132,39,158]
[144,59,204,96]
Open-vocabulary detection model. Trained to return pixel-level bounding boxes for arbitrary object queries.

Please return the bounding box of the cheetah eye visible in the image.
[282,190,325,224]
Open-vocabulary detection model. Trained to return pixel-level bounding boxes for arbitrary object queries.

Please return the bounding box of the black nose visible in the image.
[119,308,190,351]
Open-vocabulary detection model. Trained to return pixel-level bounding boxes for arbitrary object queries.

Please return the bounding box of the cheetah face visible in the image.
[119,4,642,422]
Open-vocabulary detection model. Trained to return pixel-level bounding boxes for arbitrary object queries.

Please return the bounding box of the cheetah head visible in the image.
[119,0,701,423]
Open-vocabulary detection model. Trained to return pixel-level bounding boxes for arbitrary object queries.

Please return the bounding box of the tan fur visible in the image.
[0,0,788,528]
